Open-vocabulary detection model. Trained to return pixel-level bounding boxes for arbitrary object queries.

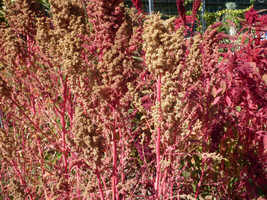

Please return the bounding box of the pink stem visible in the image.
[10,160,33,200]
[76,166,81,199]
[195,158,207,198]
[60,75,68,179]
[161,169,168,197]
[195,120,209,198]
[112,107,118,200]
[155,74,162,198]
[10,99,59,149]
[118,126,126,200]
[101,175,108,197]
[96,168,105,200]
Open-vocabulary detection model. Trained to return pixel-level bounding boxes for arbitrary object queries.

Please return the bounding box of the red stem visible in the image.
[96,168,105,200]
[101,175,108,197]
[155,74,162,198]
[11,99,60,149]
[195,112,209,198]
[112,106,118,200]
[10,160,33,200]
[76,166,81,199]
[195,158,206,198]
[118,126,126,200]
[60,75,69,180]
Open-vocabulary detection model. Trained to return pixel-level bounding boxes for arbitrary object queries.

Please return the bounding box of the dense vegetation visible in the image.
[0,0,266,199]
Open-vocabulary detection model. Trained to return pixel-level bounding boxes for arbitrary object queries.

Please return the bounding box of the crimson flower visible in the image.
[176,0,186,26]
[245,7,259,28]
[192,0,201,22]
[132,0,141,12]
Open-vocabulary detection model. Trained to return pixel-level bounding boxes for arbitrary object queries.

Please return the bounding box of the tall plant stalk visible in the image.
[155,73,162,198]
[112,107,118,200]
[96,168,104,200]
[60,75,68,178]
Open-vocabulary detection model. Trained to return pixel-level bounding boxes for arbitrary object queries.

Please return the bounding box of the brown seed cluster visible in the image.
[143,14,187,147]
[7,179,25,200]
[143,14,186,75]
[97,19,133,101]
[160,72,184,145]
[4,0,42,36]
[86,1,125,55]
[36,0,86,74]
[0,76,12,99]
[0,0,42,70]
[0,129,14,157]
[35,0,91,106]
[200,23,222,93]
[71,107,105,168]
[0,27,26,68]
[183,35,203,84]
[202,23,221,72]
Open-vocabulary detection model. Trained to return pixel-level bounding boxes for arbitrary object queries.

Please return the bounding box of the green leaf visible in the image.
[192,184,197,192]
[235,106,241,112]
[182,171,190,180]
[132,56,143,61]
[127,108,133,114]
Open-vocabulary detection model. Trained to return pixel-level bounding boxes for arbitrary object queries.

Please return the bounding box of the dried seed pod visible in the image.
[0,76,12,98]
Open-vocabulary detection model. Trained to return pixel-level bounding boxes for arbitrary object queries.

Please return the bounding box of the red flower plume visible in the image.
[132,0,141,12]
[245,7,259,28]
[192,0,201,22]
[176,0,186,26]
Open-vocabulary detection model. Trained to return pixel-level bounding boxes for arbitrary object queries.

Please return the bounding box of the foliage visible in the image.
[204,5,253,33]
[0,0,266,199]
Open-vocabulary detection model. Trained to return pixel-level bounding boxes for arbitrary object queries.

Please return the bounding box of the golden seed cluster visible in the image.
[143,14,186,75]
[71,107,105,168]
[183,35,202,84]
[0,76,12,98]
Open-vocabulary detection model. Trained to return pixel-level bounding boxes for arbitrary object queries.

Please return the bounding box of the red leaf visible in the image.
[176,0,186,26]
[226,96,232,107]
[220,80,227,93]
[215,88,223,97]
[212,96,221,105]
[211,87,217,97]
[212,87,223,97]
[132,0,141,12]
[192,0,201,21]
[244,7,259,27]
